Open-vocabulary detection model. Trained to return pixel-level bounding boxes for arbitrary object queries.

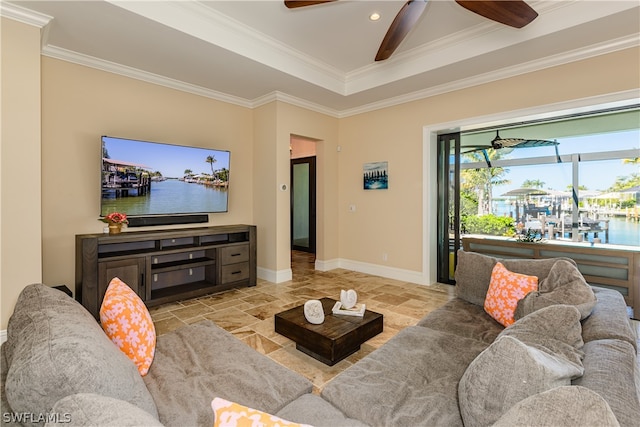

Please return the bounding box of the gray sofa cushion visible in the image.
[493,386,620,427]
[143,320,312,427]
[45,393,163,427]
[416,298,503,344]
[322,326,489,427]
[4,284,158,426]
[573,339,640,427]
[275,394,369,427]
[582,287,637,350]
[1,344,19,427]
[515,259,596,320]
[454,250,575,307]
[459,305,585,427]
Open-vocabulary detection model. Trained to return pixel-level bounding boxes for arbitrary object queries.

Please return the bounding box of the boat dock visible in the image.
[102,158,151,198]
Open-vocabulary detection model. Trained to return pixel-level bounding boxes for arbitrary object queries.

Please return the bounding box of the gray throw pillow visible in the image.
[515,259,596,320]
[499,304,585,367]
[458,335,584,427]
[45,393,163,427]
[493,386,619,427]
[459,305,585,427]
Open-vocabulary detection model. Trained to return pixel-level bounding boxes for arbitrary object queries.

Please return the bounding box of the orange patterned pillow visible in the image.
[100,277,156,376]
[211,397,311,427]
[484,262,538,327]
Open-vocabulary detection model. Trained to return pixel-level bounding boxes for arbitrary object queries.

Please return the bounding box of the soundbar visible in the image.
[127,214,209,227]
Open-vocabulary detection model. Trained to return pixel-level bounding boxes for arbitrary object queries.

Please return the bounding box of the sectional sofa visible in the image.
[1,251,639,426]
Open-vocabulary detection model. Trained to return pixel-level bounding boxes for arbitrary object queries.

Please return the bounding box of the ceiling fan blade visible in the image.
[375,0,428,62]
[491,131,558,149]
[284,0,336,8]
[455,0,537,28]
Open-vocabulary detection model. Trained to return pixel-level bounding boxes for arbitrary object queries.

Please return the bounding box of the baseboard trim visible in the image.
[257,267,292,283]
[315,258,340,272]
[259,258,426,285]
[338,258,425,285]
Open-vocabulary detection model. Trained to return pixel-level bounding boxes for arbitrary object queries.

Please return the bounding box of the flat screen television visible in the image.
[101,136,230,219]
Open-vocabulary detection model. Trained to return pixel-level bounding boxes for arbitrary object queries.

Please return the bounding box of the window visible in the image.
[437,108,640,283]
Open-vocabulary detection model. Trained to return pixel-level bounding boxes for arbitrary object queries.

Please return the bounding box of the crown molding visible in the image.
[338,34,640,118]
[252,91,340,118]
[40,31,638,120]
[0,1,51,27]
[42,45,253,109]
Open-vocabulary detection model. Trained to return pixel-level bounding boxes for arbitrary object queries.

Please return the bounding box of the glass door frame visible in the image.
[290,156,317,253]
[436,132,461,284]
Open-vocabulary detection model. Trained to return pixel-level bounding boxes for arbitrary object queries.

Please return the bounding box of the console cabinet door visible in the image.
[98,258,146,305]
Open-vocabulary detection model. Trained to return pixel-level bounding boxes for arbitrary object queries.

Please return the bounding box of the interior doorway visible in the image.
[290,137,317,254]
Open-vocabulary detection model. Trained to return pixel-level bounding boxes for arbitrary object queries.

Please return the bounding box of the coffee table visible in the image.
[274,297,383,366]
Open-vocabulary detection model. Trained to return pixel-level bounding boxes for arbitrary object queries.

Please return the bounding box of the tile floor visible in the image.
[149,251,455,392]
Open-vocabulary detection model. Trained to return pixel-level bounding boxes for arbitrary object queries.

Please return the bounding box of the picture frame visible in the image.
[363,161,388,190]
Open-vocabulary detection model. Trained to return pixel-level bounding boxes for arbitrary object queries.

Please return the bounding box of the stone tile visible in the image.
[241,333,282,355]
[371,293,410,306]
[203,307,261,332]
[268,345,351,390]
[154,316,187,336]
[168,301,213,321]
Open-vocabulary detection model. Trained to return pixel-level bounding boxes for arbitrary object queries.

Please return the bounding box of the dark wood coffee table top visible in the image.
[274,297,383,365]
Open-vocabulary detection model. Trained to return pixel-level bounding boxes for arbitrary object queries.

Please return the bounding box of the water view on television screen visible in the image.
[101,136,230,217]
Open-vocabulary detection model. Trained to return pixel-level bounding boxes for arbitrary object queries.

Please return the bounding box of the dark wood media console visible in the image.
[76,224,257,319]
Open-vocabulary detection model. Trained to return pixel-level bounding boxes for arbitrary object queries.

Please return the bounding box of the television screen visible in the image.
[101,136,230,217]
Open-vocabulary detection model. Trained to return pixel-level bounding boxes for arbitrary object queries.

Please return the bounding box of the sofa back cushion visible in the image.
[4,284,158,424]
[515,259,596,321]
[454,250,576,307]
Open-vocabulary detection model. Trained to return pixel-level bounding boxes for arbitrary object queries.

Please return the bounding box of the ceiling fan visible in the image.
[462,130,560,168]
[284,0,538,61]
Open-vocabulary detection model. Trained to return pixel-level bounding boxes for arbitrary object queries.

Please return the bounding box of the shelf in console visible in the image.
[150,257,215,273]
[149,280,215,305]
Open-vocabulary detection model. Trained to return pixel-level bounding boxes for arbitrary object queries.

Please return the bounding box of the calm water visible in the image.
[491,200,639,247]
[102,179,228,216]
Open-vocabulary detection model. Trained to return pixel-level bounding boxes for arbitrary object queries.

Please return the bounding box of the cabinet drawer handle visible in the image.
[231,271,242,275]
[230,253,241,257]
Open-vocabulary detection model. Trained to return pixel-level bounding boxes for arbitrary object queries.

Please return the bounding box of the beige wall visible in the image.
[1,18,43,330]
[40,58,255,298]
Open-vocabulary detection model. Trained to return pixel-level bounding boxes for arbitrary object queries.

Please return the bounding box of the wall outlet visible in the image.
[348,204,356,212]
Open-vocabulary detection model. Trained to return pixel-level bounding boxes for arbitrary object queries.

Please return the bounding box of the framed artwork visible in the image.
[363,161,388,190]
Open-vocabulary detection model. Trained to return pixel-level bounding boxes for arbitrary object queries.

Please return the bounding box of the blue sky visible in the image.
[102,136,230,178]
[485,130,639,196]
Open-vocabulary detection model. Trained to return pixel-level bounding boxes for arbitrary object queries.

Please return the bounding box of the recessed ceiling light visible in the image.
[369,12,381,21]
